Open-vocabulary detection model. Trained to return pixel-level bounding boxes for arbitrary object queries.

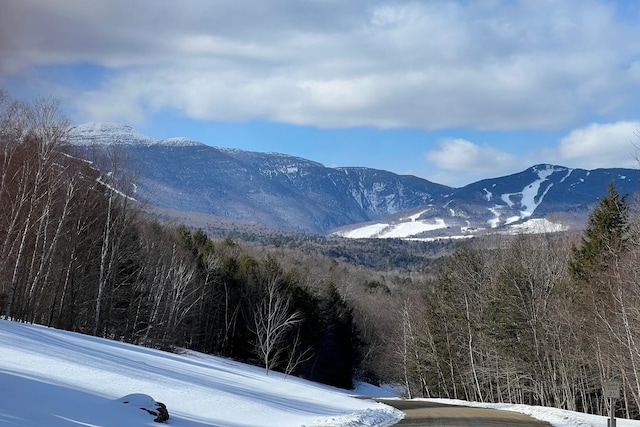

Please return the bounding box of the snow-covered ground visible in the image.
[0,320,401,427]
[0,319,638,427]
[334,215,566,241]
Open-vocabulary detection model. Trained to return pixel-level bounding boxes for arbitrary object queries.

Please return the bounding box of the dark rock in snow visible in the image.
[119,393,170,423]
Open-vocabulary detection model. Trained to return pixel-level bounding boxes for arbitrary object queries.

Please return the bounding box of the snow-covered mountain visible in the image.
[70,122,203,147]
[69,123,450,233]
[334,164,637,240]
[69,124,640,237]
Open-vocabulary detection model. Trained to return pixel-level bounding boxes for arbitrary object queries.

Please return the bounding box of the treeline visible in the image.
[0,91,361,388]
[176,218,459,272]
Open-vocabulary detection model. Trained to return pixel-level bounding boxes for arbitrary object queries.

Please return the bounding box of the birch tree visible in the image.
[0,95,71,319]
[252,275,302,374]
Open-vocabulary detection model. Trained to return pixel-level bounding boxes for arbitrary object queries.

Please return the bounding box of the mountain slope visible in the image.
[335,164,639,239]
[69,123,451,233]
[69,124,640,237]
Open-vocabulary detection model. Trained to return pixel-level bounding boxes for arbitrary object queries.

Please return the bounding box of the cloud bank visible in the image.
[3,0,640,131]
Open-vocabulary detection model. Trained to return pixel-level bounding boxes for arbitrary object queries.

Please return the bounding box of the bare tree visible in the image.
[91,144,138,336]
[252,276,302,374]
[0,96,71,319]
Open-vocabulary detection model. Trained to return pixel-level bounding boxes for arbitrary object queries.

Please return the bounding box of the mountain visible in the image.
[334,164,639,239]
[68,123,640,237]
[69,123,451,233]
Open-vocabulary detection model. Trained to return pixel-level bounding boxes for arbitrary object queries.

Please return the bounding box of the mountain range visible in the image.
[69,123,640,239]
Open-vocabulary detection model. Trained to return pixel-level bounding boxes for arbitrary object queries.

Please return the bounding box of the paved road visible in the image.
[378,399,553,426]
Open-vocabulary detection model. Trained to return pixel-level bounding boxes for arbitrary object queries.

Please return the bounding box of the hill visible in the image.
[333,164,638,240]
[0,319,402,426]
[69,123,450,234]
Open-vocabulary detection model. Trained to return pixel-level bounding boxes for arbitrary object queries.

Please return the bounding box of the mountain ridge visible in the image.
[334,163,637,240]
[68,123,639,237]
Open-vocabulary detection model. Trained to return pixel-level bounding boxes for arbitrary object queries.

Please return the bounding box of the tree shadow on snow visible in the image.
[0,370,228,427]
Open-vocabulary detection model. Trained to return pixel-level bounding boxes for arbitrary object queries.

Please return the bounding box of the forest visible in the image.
[2,90,640,420]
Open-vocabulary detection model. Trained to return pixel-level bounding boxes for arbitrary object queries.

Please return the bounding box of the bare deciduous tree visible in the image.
[252,276,302,374]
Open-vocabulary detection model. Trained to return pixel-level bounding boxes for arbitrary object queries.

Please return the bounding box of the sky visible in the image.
[1,318,635,427]
[2,0,640,187]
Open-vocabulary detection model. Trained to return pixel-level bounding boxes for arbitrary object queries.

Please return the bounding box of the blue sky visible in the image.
[2,0,640,187]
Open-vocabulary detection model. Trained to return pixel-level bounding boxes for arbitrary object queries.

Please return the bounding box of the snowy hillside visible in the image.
[0,319,638,427]
[332,165,600,240]
[0,320,401,427]
[332,210,568,240]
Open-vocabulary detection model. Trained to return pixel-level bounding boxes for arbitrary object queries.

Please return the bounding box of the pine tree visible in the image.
[568,182,629,285]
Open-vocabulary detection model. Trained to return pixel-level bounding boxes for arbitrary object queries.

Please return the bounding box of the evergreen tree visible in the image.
[312,283,360,389]
[568,182,629,285]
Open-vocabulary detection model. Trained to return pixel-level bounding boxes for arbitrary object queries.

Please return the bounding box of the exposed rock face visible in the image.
[119,393,170,423]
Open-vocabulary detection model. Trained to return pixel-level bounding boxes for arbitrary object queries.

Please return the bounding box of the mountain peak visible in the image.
[69,123,203,147]
[69,122,156,146]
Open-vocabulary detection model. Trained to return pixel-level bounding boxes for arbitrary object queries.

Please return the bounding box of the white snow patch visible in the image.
[559,168,574,183]
[405,210,428,222]
[377,219,447,238]
[501,193,516,208]
[338,223,389,238]
[96,177,137,202]
[505,215,521,225]
[488,207,502,228]
[1,321,636,427]
[337,218,448,239]
[506,218,568,234]
[498,165,558,222]
[518,166,555,218]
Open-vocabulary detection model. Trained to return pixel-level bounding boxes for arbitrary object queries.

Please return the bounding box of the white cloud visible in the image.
[425,138,519,172]
[422,122,640,187]
[556,121,640,168]
[3,0,640,131]
[422,138,528,187]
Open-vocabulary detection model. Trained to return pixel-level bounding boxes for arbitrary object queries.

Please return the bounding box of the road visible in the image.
[378,399,553,426]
